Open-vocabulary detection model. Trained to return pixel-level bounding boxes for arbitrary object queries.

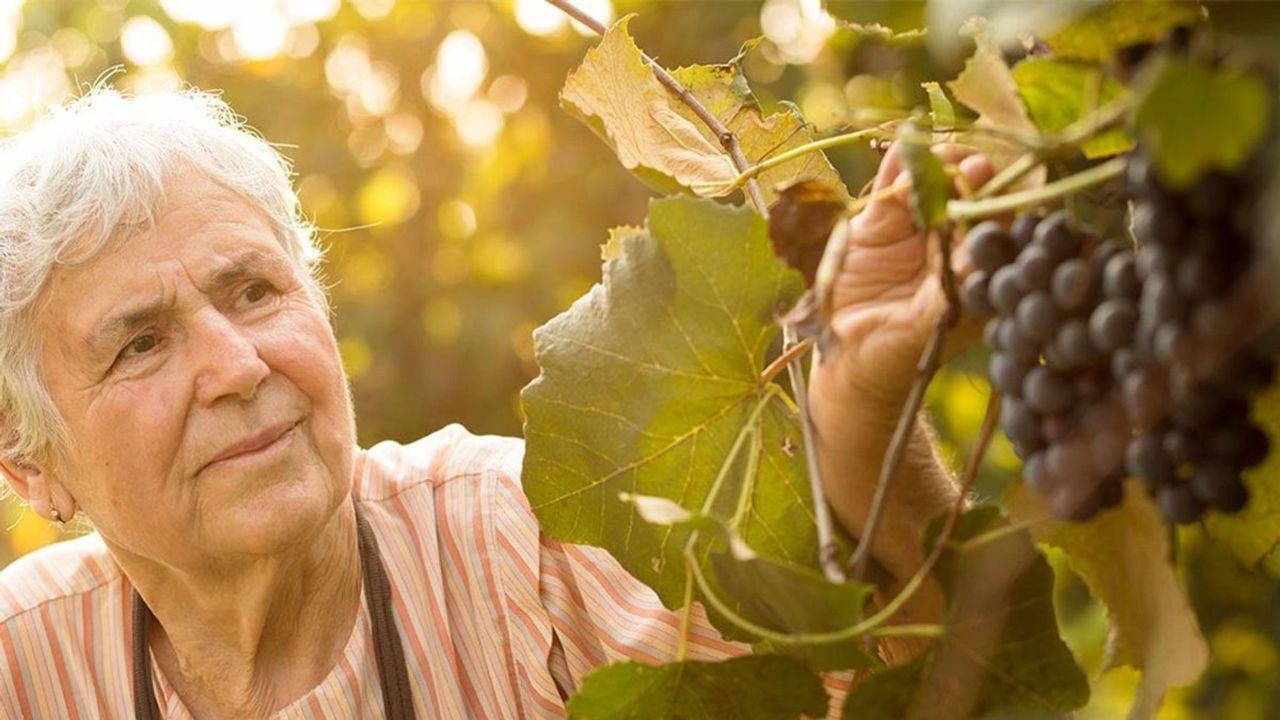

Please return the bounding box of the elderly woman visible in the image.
[0,88,989,719]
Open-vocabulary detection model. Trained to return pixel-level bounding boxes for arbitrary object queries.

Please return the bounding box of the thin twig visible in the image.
[760,336,814,386]
[947,157,1126,223]
[732,125,898,189]
[677,561,694,661]
[783,324,845,583]
[849,224,962,583]
[545,0,769,217]
[970,151,1042,201]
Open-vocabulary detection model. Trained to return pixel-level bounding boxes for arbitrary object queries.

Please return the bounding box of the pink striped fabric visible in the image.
[0,425,851,718]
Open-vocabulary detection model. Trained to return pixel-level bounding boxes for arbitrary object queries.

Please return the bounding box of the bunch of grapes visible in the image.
[1122,156,1274,522]
[962,160,1276,523]
[963,212,1133,520]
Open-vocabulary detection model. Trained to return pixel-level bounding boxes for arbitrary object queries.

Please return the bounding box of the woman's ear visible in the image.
[0,457,74,522]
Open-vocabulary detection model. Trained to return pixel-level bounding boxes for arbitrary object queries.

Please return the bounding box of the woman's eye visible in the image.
[118,334,158,361]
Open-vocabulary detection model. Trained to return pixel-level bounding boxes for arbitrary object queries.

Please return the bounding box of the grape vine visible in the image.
[521,2,1280,718]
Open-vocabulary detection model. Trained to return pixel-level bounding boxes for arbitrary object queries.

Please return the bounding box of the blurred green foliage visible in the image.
[0,1,1276,717]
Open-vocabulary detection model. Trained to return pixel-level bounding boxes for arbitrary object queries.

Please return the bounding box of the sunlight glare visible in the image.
[120,16,173,67]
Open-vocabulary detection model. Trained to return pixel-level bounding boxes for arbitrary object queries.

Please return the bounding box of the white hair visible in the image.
[0,87,327,469]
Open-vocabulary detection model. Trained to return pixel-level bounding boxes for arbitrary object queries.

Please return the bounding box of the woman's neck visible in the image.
[113,500,362,719]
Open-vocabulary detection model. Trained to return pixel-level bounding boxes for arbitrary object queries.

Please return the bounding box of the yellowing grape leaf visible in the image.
[566,655,827,720]
[1008,481,1208,720]
[1133,55,1272,190]
[840,507,1089,720]
[1047,1,1203,62]
[947,29,1046,190]
[1012,57,1135,159]
[561,17,849,206]
[521,196,814,609]
[1204,380,1280,568]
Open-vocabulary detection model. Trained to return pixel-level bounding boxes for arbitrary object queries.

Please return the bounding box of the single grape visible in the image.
[1139,274,1185,326]
[1103,253,1141,299]
[1126,431,1175,484]
[1053,319,1098,369]
[1011,213,1042,250]
[962,272,996,317]
[1122,366,1170,429]
[1051,259,1092,313]
[1135,243,1175,279]
[1023,452,1056,494]
[1001,396,1043,446]
[1042,414,1071,443]
[1222,352,1277,396]
[1190,299,1244,346]
[1176,249,1230,300]
[996,318,1040,362]
[1013,437,1047,459]
[1153,323,1193,366]
[1188,172,1235,220]
[1209,420,1270,467]
[1111,348,1138,380]
[1031,211,1081,261]
[1095,477,1125,511]
[1023,367,1074,415]
[1157,483,1205,524]
[1172,390,1247,429]
[1016,292,1061,343]
[1089,299,1138,353]
[1163,428,1202,465]
[1090,426,1128,477]
[988,265,1026,316]
[1016,246,1056,292]
[1051,480,1103,522]
[984,318,1002,349]
[1131,199,1182,248]
[1047,438,1093,481]
[967,221,1017,273]
[1075,369,1109,400]
[989,352,1032,396]
[1189,462,1249,512]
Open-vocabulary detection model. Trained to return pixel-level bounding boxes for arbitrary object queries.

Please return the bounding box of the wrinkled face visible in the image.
[36,171,356,573]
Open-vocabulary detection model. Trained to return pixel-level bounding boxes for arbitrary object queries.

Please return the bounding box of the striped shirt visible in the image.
[0,425,850,718]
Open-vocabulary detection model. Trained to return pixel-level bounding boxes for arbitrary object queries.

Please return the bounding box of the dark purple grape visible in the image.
[1157,483,1204,524]
[1013,438,1047,459]
[1209,420,1270,467]
[1042,415,1071,443]
[1188,172,1234,220]
[989,265,1026,315]
[1016,292,1060,342]
[1054,319,1098,369]
[1001,396,1043,446]
[1136,244,1175,279]
[1222,352,1277,395]
[1190,300,1244,346]
[1096,478,1125,511]
[1032,211,1081,261]
[1126,432,1175,484]
[1090,427,1128,476]
[996,318,1040,362]
[1111,348,1138,380]
[1189,462,1249,511]
[1153,323,1193,365]
[1051,480,1103,522]
[1089,299,1138,352]
[1132,200,1182,247]
[1016,247,1056,292]
[1163,428,1202,465]
[1139,274,1185,326]
[1023,367,1074,415]
[1123,367,1170,429]
[1011,213,1041,249]
[1047,438,1092,480]
[1103,253,1140,299]
[984,318,1001,349]
[1173,390,1247,428]
[967,222,1017,273]
[1176,250,1231,299]
[1023,452,1055,494]
[963,271,996,317]
[1051,259,1092,313]
[989,352,1032,396]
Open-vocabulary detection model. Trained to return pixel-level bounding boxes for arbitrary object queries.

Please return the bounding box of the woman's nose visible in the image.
[192,311,269,406]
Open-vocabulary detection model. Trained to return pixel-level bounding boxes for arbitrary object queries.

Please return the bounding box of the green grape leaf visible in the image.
[561,16,849,206]
[566,655,827,720]
[1133,55,1272,190]
[521,196,814,609]
[1008,481,1208,720]
[1011,57,1135,159]
[947,29,1046,190]
[899,125,950,229]
[922,81,955,130]
[840,507,1089,720]
[1047,1,1203,62]
[1205,380,1280,568]
[706,550,881,671]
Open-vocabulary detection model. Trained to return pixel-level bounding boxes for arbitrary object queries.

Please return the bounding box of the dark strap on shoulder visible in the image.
[131,504,416,718]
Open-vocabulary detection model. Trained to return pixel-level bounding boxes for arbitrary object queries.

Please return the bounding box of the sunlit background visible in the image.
[0,1,1275,717]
